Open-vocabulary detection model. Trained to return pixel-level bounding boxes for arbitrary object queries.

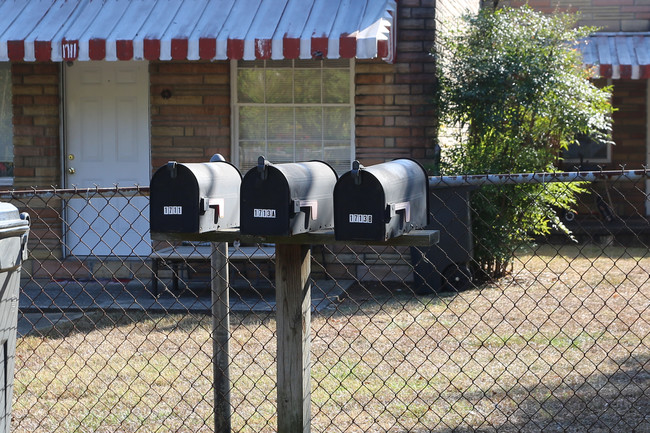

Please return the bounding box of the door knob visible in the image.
[68,167,75,174]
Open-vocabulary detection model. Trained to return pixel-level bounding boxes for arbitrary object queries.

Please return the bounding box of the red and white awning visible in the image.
[581,33,650,79]
[0,0,396,63]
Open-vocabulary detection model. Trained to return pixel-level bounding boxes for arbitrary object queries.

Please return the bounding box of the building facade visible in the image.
[0,0,480,280]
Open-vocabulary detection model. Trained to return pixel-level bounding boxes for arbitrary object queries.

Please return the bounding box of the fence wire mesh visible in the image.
[2,171,649,433]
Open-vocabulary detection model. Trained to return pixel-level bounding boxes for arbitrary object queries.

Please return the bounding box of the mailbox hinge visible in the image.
[166,161,178,178]
[257,156,270,180]
[352,160,364,185]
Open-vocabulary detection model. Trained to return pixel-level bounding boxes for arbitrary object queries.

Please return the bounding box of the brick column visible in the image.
[355,0,437,167]
[355,0,480,168]
[11,62,60,189]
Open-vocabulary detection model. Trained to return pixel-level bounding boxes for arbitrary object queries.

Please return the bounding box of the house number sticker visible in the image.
[163,206,183,215]
[254,209,276,218]
[62,39,79,61]
[349,214,372,223]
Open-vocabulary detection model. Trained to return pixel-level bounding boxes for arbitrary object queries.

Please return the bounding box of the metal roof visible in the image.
[0,0,396,62]
[581,33,650,79]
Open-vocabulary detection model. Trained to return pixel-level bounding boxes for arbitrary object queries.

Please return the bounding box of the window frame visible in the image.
[230,59,355,174]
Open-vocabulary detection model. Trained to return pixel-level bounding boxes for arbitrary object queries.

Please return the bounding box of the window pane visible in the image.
[239,141,266,173]
[267,142,294,163]
[323,69,350,103]
[324,143,351,175]
[296,107,322,141]
[235,60,352,172]
[266,69,292,103]
[565,133,609,162]
[237,68,265,103]
[324,107,350,140]
[295,69,320,103]
[296,142,323,161]
[0,63,12,178]
[268,108,293,140]
[239,107,266,140]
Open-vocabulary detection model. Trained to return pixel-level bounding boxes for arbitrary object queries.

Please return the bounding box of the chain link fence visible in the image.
[2,170,649,432]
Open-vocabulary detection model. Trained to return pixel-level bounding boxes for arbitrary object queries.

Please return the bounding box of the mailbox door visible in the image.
[378,159,429,232]
[241,161,337,236]
[240,168,291,236]
[279,161,337,235]
[150,165,200,233]
[334,173,387,241]
[192,162,242,232]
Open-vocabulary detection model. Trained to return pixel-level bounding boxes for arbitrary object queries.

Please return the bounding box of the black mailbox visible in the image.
[334,159,429,241]
[150,155,241,233]
[240,157,338,236]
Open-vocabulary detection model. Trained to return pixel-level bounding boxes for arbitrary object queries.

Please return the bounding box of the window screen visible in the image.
[234,59,353,175]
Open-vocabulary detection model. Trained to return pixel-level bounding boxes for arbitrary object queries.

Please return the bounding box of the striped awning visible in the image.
[581,33,650,79]
[0,0,396,63]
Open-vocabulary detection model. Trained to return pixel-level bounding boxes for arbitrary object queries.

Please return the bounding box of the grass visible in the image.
[12,243,650,432]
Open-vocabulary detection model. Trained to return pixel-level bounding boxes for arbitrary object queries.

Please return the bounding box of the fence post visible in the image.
[276,243,311,433]
[211,242,230,433]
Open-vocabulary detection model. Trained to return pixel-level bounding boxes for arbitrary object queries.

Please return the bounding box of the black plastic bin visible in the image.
[411,186,474,294]
[0,203,29,433]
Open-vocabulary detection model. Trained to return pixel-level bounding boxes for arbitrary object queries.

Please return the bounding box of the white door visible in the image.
[64,61,151,257]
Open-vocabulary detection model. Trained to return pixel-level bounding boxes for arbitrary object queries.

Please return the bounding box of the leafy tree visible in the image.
[434,6,614,280]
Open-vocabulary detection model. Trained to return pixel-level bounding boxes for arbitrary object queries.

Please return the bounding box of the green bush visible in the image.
[434,6,614,280]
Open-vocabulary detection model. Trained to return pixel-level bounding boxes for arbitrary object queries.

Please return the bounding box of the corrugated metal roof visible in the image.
[0,0,396,62]
[581,33,650,79]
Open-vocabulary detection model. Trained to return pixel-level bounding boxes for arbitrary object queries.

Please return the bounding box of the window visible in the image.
[563,132,611,165]
[0,63,12,184]
[233,59,354,175]
[564,78,612,165]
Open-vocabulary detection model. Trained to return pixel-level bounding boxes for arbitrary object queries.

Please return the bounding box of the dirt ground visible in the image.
[11,244,650,433]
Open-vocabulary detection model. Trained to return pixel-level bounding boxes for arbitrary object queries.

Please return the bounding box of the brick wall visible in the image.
[149,61,231,172]
[495,0,650,32]
[558,80,648,216]
[610,80,647,169]
[607,80,647,216]
[11,63,60,189]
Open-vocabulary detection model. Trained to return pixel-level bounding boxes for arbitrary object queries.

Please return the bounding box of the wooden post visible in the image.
[211,242,231,433]
[275,243,311,433]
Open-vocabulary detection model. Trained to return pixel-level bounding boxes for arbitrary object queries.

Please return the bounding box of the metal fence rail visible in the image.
[2,171,649,432]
